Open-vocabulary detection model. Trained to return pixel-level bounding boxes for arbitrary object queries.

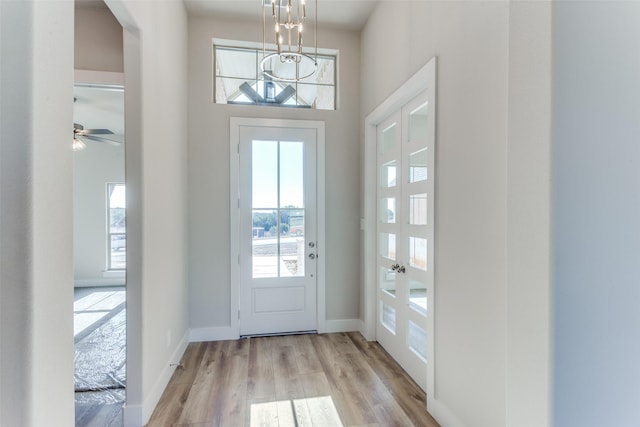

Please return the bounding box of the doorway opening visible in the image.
[73,81,126,426]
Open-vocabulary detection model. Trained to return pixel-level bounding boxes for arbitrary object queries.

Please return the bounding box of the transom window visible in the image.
[214,43,336,110]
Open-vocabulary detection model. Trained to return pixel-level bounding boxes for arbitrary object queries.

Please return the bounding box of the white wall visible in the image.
[506,2,552,426]
[0,1,75,425]
[187,16,361,336]
[362,2,551,426]
[104,0,190,424]
[552,2,640,426]
[0,0,188,424]
[73,141,125,285]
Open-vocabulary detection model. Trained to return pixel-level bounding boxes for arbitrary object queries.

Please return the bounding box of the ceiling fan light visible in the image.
[72,137,86,151]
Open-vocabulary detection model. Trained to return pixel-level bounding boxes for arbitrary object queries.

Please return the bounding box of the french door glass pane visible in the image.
[380,198,396,224]
[409,149,428,183]
[409,193,427,225]
[380,161,397,188]
[409,237,427,270]
[379,233,396,260]
[409,102,428,144]
[409,280,427,314]
[380,122,397,154]
[380,267,397,297]
[408,320,427,361]
[382,302,396,334]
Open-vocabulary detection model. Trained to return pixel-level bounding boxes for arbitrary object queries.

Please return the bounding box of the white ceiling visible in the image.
[184,0,378,31]
[76,0,377,31]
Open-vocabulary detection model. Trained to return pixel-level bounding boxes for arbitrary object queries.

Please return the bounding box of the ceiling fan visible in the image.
[73,123,122,151]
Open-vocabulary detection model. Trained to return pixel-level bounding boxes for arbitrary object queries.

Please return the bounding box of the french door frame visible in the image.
[363,58,436,409]
[230,117,326,337]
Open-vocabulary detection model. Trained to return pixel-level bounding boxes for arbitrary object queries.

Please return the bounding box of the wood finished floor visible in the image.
[147,332,440,427]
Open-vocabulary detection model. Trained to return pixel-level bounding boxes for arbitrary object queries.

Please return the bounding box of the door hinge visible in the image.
[237,143,240,154]
[238,254,240,264]
[238,198,240,208]
[238,310,240,320]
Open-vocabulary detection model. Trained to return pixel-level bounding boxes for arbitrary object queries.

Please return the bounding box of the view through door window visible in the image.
[252,140,306,278]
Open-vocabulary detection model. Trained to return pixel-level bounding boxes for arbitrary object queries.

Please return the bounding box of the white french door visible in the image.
[376,90,434,390]
[238,124,319,336]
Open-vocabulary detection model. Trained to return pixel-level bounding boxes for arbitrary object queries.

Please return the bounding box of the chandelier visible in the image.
[261,0,318,82]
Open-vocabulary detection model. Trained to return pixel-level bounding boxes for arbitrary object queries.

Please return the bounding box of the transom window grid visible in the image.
[214,45,336,110]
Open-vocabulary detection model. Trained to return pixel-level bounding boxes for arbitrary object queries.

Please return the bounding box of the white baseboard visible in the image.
[122,331,189,426]
[322,319,361,333]
[189,326,239,342]
[74,278,125,287]
[121,402,142,427]
[359,319,375,341]
[428,397,467,427]
[143,331,189,424]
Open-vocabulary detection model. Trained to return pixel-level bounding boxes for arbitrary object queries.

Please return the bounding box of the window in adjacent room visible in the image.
[214,43,336,110]
[107,183,126,270]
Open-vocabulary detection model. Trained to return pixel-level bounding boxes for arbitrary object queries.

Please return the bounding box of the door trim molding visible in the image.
[363,57,437,413]
[230,117,326,337]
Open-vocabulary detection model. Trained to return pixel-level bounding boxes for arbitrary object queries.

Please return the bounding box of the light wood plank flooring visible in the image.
[147,332,440,427]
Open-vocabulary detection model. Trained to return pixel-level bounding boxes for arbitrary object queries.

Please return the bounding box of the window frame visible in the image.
[213,42,337,110]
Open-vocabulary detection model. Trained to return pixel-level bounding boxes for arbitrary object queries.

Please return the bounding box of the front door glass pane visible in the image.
[252,140,278,207]
[252,140,306,278]
[252,210,279,278]
[280,209,305,277]
[279,141,304,208]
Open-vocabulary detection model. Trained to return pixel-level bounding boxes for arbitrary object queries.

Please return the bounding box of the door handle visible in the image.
[308,253,316,260]
[391,264,405,273]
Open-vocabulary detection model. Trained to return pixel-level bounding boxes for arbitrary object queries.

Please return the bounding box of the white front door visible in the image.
[238,124,318,336]
[376,90,433,390]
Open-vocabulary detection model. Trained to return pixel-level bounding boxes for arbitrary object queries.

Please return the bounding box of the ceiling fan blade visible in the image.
[74,123,84,130]
[81,134,123,146]
[83,128,114,135]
